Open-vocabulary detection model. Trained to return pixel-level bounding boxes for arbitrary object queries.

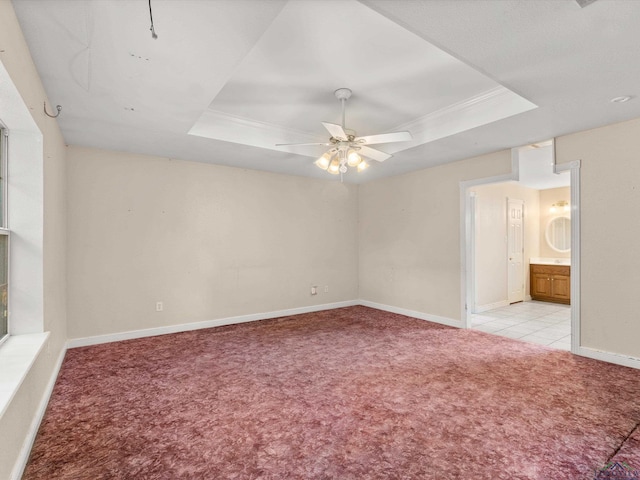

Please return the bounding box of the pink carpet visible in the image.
[24,306,640,479]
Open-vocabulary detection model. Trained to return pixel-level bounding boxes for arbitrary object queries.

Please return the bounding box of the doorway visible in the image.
[461,141,580,353]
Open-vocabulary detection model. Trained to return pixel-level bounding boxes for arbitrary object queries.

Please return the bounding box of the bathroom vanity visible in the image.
[530,260,570,304]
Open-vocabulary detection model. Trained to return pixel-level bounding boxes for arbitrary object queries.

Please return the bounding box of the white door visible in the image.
[507,199,524,304]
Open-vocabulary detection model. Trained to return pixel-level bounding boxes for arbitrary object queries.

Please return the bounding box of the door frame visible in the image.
[460,143,581,354]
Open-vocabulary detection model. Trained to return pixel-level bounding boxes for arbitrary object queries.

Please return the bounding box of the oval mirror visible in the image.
[546,216,571,252]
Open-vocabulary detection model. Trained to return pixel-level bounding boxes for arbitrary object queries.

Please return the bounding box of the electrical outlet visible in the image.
[324,285,329,293]
[310,286,317,295]
[156,301,163,311]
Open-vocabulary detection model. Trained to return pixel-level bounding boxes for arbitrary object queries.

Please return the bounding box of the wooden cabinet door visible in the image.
[532,273,551,297]
[551,275,570,301]
[530,264,570,304]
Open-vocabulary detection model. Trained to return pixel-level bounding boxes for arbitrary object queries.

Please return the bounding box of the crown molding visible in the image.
[189,109,324,157]
[189,86,537,158]
[385,86,537,154]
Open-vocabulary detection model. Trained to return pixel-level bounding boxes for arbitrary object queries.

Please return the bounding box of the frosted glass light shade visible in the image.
[328,158,340,175]
[347,150,362,167]
[357,161,369,172]
[314,153,331,170]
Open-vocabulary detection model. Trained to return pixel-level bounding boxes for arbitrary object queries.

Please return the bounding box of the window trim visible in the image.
[0,126,7,228]
[0,126,7,347]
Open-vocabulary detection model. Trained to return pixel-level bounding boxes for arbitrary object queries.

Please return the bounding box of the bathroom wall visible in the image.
[472,181,540,311]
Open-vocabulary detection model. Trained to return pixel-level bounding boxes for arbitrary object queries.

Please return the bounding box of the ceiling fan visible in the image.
[276,88,412,175]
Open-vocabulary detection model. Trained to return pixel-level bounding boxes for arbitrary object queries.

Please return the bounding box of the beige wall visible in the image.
[358,150,512,321]
[0,2,67,479]
[556,118,640,357]
[4,0,640,473]
[66,146,358,339]
[472,181,540,309]
[539,186,571,259]
[360,116,640,358]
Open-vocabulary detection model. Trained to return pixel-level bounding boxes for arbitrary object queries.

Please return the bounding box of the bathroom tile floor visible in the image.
[471,301,571,351]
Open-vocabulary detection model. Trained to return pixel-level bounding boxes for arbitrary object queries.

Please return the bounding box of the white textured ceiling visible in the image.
[10,0,640,183]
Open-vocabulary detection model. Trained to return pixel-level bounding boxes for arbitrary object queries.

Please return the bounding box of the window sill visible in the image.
[0,332,49,419]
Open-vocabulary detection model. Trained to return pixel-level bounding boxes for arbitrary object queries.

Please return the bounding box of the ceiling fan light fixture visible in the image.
[327,158,340,175]
[314,152,331,170]
[347,150,362,167]
[279,88,411,177]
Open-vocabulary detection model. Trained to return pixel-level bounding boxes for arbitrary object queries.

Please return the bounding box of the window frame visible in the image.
[0,125,9,347]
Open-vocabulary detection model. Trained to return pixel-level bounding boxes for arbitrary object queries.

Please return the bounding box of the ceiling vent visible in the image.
[575,0,599,7]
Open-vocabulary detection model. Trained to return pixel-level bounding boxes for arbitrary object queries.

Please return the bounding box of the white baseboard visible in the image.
[67,300,359,349]
[358,300,463,328]
[575,346,640,370]
[473,300,509,313]
[68,300,464,349]
[11,341,67,480]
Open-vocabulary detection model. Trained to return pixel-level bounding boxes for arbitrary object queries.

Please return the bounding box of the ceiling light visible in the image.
[610,96,632,103]
[347,150,362,167]
[327,158,340,175]
[550,200,569,213]
[314,153,331,170]
[278,89,411,178]
[357,161,369,172]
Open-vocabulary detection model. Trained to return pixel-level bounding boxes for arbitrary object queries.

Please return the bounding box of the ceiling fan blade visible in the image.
[275,142,332,147]
[322,122,349,141]
[358,145,392,162]
[354,131,412,145]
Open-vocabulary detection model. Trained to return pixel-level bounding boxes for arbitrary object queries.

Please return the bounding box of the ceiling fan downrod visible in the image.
[333,88,353,179]
[334,88,352,131]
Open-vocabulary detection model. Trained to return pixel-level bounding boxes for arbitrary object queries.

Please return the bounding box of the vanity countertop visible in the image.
[530,257,570,266]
